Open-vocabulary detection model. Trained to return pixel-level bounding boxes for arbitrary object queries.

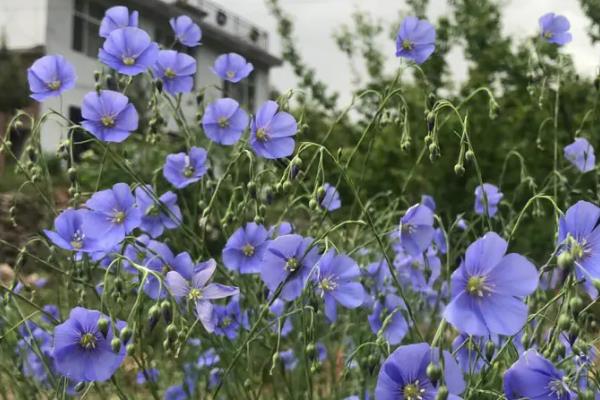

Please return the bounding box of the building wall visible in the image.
[40,0,273,152]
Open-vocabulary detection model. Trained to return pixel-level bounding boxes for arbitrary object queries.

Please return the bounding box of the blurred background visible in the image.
[2,0,600,267]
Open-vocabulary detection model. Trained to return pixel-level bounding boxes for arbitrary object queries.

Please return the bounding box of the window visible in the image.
[72,0,106,58]
[223,74,256,111]
[68,106,91,161]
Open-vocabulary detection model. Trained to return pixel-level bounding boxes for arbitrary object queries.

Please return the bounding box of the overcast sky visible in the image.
[2,0,599,104]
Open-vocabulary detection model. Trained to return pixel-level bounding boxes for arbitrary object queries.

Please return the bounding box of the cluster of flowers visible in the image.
[11,3,600,399]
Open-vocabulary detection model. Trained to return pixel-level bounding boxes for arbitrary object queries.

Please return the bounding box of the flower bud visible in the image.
[166,324,178,341]
[454,164,465,176]
[120,327,132,343]
[161,300,172,324]
[557,252,573,269]
[557,313,570,331]
[309,199,318,210]
[305,343,316,358]
[111,337,121,353]
[126,343,136,355]
[74,381,86,393]
[154,79,163,93]
[426,362,441,383]
[485,340,495,361]
[465,149,475,161]
[97,318,109,338]
[435,385,449,400]
[570,296,584,316]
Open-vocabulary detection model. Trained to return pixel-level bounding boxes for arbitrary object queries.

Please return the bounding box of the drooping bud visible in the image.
[111,337,121,353]
[97,318,109,338]
[557,313,570,331]
[166,324,178,342]
[485,340,495,361]
[426,362,442,384]
[119,327,132,343]
[161,300,172,324]
[435,385,449,400]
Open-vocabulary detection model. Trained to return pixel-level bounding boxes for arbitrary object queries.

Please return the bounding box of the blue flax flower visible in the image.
[136,368,159,384]
[27,55,76,101]
[135,185,182,238]
[443,232,538,336]
[375,342,465,400]
[250,100,298,159]
[163,146,208,189]
[279,349,298,371]
[269,299,293,337]
[260,234,320,301]
[368,292,409,345]
[53,307,127,382]
[202,98,249,145]
[504,350,575,399]
[170,15,202,47]
[211,53,254,83]
[84,183,142,248]
[320,183,341,211]
[539,13,572,46]
[81,90,139,142]
[164,384,188,400]
[223,222,270,274]
[99,27,159,75]
[99,6,138,38]
[44,208,100,252]
[557,200,600,297]
[314,249,365,322]
[153,50,197,95]
[395,16,436,64]
[140,240,176,299]
[564,138,595,173]
[399,204,435,256]
[166,258,239,333]
[474,183,503,217]
[421,194,436,211]
[213,295,249,340]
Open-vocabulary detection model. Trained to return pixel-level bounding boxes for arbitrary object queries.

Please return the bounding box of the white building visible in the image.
[2,0,281,151]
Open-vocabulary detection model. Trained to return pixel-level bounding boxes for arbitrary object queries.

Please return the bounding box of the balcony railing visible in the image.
[172,0,269,51]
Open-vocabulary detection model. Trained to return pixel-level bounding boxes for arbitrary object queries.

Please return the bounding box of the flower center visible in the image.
[146,205,160,217]
[218,117,230,128]
[403,381,425,400]
[122,56,136,66]
[164,67,176,78]
[70,230,85,250]
[79,332,97,350]
[466,275,488,297]
[547,378,570,397]
[226,71,235,79]
[47,80,61,90]
[256,128,268,142]
[543,31,553,39]
[183,165,195,178]
[402,39,414,51]
[101,115,115,128]
[188,288,202,300]
[113,211,126,224]
[242,244,255,257]
[221,317,232,327]
[319,277,337,292]
[285,257,299,272]
[400,223,414,235]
